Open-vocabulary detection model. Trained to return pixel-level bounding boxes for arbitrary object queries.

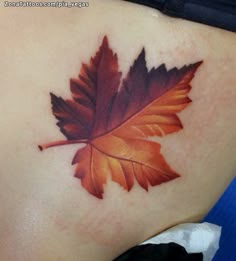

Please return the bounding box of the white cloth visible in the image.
[141,222,221,261]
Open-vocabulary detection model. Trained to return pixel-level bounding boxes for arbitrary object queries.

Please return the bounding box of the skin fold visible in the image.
[0,0,235,260]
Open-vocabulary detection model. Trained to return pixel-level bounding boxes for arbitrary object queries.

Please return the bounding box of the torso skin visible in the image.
[0,1,236,260]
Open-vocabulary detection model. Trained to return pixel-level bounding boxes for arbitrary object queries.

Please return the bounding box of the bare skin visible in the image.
[0,1,235,260]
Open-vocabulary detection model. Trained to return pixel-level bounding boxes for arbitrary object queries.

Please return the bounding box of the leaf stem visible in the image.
[38,139,88,151]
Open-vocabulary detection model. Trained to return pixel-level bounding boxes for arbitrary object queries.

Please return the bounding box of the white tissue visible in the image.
[141,222,221,261]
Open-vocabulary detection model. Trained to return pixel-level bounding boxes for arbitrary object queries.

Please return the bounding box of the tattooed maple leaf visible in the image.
[39,36,202,199]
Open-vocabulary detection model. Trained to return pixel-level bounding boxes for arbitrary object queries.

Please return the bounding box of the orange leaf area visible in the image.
[73,136,179,198]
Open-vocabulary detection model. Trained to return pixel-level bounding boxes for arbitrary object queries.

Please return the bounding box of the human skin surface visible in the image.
[0,0,235,260]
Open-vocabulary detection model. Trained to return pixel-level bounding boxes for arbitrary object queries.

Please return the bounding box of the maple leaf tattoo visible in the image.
[39,36,202,199]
